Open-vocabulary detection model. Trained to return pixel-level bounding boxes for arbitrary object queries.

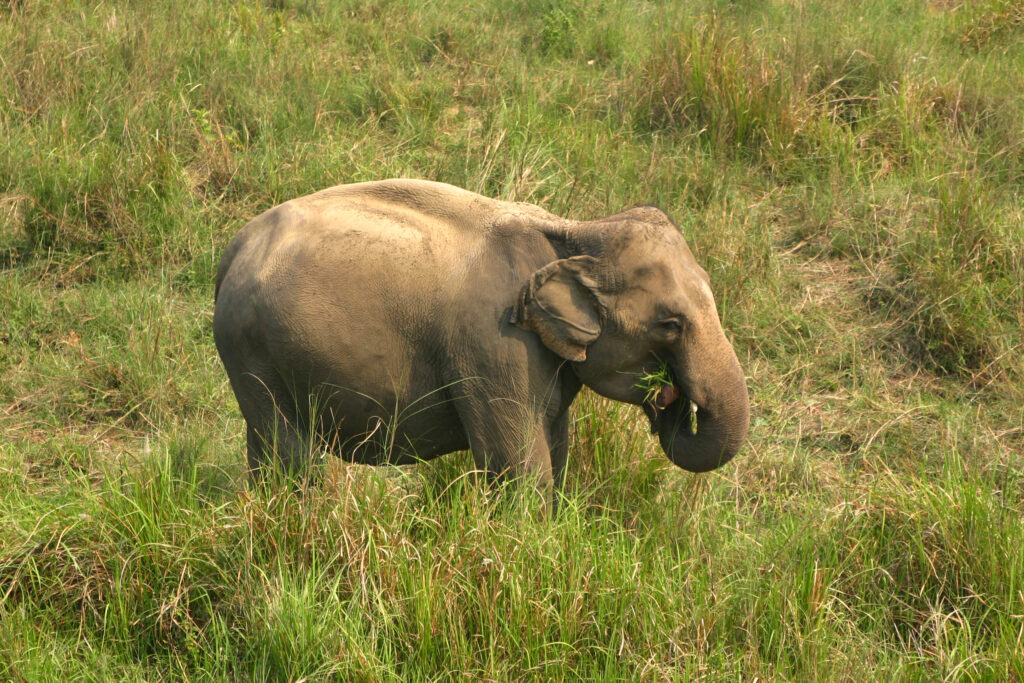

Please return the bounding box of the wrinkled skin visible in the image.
[214,180,749,490]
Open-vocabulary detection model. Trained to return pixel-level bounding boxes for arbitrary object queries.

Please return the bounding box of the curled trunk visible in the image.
[647,350,749,472]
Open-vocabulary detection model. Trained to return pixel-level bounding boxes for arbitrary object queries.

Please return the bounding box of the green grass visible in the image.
[2,0,1023,679]
[634,359,673,403]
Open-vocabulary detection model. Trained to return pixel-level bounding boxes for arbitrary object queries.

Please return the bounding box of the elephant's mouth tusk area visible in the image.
[654,383,680,409]
[643,384,699,437]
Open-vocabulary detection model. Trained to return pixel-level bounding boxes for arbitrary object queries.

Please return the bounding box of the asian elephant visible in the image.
[213,179,749,490]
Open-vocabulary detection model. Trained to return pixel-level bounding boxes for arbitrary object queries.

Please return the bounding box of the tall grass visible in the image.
[2,0,1022,679]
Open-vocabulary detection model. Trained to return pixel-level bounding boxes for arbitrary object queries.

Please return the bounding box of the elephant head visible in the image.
[512,207,749,472]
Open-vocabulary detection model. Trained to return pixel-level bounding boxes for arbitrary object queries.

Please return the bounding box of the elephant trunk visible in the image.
[655,341,749,472]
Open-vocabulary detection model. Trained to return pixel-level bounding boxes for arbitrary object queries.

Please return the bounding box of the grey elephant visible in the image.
[213,180,749,490]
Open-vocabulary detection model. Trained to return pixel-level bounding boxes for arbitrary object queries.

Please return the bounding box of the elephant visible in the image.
[213,179,749,491]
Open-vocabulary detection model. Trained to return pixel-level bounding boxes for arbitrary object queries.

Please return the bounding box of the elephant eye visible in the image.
[656,319,683,334]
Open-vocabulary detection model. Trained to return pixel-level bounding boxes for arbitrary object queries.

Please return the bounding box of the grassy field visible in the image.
[2,0,1023,679]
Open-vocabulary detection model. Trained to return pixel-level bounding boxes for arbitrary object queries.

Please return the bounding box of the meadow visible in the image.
[1,0,1023,679]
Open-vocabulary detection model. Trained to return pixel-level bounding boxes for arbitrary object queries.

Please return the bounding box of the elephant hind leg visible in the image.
[232,372,317,486]
[245,413,312,485]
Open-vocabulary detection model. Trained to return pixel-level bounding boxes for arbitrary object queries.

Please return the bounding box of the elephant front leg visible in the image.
[547,407,571,493]
[458,395,557,492]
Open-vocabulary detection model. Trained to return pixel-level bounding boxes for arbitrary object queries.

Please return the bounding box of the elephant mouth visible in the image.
[640,372,698,437]
[635,351,749,473]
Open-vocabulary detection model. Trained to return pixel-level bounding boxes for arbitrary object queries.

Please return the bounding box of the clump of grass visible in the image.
[876,173,1023,380]
[634,361,700,434]
[958,0,1024,50]
[631,15,799,158]
[634,358,673,405]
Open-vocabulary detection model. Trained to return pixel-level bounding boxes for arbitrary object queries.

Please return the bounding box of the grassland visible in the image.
[1,0,1023,679]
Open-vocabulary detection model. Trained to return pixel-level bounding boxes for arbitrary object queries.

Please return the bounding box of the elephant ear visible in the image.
[511,256,604,362]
